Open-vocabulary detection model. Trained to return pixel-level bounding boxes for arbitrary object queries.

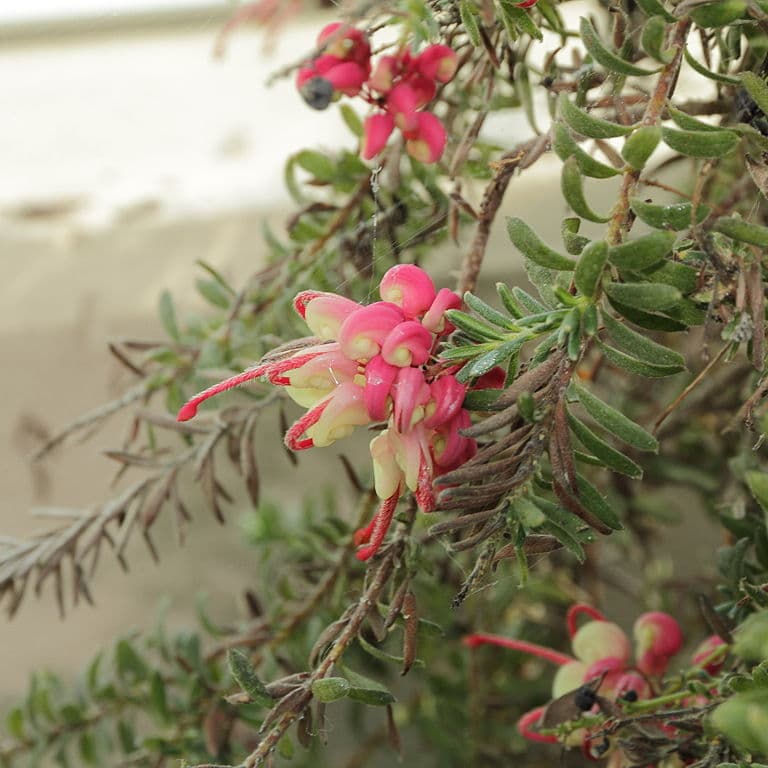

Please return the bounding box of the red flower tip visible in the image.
[416,44,458,83]
[177,402,199,422]
[362,112,395,160]
[515,0,539,7]
[404,112,447,164]
[176,364,269,422]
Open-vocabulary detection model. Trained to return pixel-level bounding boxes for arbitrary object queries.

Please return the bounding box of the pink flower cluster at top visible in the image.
[465,604,726,763]
[296,23,458,164]
[177,265,478,560]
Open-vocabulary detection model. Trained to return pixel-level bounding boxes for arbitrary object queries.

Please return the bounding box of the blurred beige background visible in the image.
[0,0,717,709]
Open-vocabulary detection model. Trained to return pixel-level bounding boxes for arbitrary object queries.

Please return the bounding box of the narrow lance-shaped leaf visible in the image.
[464,291,518,329]
[459,0,481,46]
[552,123,619,179]
[603,282,680,311]
[579,16,659,76]
[228,649,273,707]
[690,1,747,28]
[561,156,610,223]
[601,311,686,369]
[598,340,685,378]
[559,93,634,139]
[311,677,351,703]
[621,125,661,170]
[741,71,768,121]
[569,380,659,451]
[574,240,608,298]
[661,127,740,158]
[456,338,525,383]
[514,61,539,134]
[608,230,675,270]
[629,198,709,230]
[562,217,590,255]
[506,217,576,270]
[641,15,673,64]
[667,104,722,133]
[568,411,643,478]
[635,0,675,22]
[714,216,768,247]
[683,47,739,85]
[575,473,624,530]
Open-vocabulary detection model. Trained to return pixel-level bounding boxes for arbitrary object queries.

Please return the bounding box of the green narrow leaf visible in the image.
[641,15,673,64]
[506,217,576,270]
[336,664,396,706]
[661,127,740,158]
[575,473,624,530]
[456,338,525,383]
[683,47,740,85]
[580,17,658,76]
[561,156,609,223]
[745,470,768,516]
[601,312,686,368]
[621,125,662,170]
[498,1,544,41]
[568,412,643,478]
[667,105,722,133]
[570,380,659,451]
[464,292,517,329]
[562,217,590,255]
[604,282,681,311]
[444,309,507,341]
[714,216,768,247]
[643,260,698,294]
[608,230,675,270]
[311,677,351,703]
[5,708,25,740]
[559,93,634,139]
[598,340,685,378]
[574,240,609,298]
[552,123,620,178]
[512,287,548,314]
[195,278,231,309]
[629,198,709,230]
[115,640,149,683]
[496,282,524,318]
[339,104,363,137]
[605,296,687,332]
[158,291,180,342]
[459,0,481,46]
[635,0,675,22]
[116,720,136,754]
[227,649,273,707]
[515,62,539,134]
[690,0,747,27]
[295,149,336,182]
[741,71,768,121]
[149,672,169,724]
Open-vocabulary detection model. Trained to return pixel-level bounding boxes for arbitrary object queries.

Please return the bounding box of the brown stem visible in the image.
[605,18,692,245]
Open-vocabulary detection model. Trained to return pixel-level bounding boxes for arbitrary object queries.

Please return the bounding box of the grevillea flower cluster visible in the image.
[465,604,712,762]
[177,265,477,560]
[296,23,458,164]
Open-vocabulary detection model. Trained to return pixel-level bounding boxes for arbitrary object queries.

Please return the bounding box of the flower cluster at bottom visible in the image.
[464,604,725,764]
[177,265,478,560]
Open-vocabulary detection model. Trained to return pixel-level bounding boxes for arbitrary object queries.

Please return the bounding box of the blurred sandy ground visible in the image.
[0,1,718,706]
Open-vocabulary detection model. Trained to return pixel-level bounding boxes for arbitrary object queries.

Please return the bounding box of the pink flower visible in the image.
[691,635,727,674]
[633,611,684,677]
[361,113,395,160]
[415,45,458,83]
[177,264,471,560]
[404,112,447,164]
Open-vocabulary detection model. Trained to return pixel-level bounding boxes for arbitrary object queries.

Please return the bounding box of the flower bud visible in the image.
[368,55,400,93]
[295,291,362,339]
[323,61,368,97]
[362,113,395,160]
[633,612,683,676]
[381,320,433,367]
[404,112,447,164]
[387,83,419,132]
[421,287,462,333]
[691,635,726,674]
[303,382,369,447]
[391,367,430,433]
[551,660,588,698]
[363,354,398,421]
[370,430,403,499]
[571,620,631,665]
[379,264,437,318]
[415,44,458,83]
[422,375,466,429]
[338,302,404,361]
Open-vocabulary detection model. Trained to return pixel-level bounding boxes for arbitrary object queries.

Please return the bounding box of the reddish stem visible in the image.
[566,604,606,639]
[517,707,558,744]
[462,633,574,666]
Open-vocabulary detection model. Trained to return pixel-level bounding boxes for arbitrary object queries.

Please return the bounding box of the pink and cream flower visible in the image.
[177,264,473,560]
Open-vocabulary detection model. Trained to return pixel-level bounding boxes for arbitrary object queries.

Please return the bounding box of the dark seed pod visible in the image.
[300,76,335,110]
[574,685,598,711]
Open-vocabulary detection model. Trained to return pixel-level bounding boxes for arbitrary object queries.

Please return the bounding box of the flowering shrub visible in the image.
[4,3,768,768]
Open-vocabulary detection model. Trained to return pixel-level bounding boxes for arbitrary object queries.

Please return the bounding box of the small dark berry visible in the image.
[620,689,638,703]
[300,77,334,110]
